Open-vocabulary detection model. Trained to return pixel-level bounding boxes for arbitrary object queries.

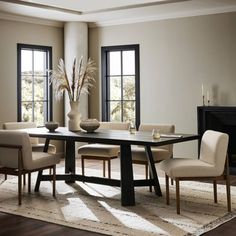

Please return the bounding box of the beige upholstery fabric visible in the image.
[159,130,229,178]
[0,130,60,170]
[78,144,120,157]
[3,122,56,154]
[78,122,130,157]
[31,143,56,154]
[132,124,175,162]
[31,151,60,170]
[131,147,171,162]
[98,121,130,130]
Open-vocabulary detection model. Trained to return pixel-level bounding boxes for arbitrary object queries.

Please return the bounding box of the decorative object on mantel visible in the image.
[45,121,59,132]
[201,84,205,106]
[51,57,96,131]
[80,119,100,133]
[207,90,210,106]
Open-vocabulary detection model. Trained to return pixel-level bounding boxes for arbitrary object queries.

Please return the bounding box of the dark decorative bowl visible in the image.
[80,119,100,133]
[45,122,59,132]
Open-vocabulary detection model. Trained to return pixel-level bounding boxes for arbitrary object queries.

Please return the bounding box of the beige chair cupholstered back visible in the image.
[3,122,56,154]
[131,123,175,190]
[0,130,60,205]
[78,122,130,178]
[159,130,230,214]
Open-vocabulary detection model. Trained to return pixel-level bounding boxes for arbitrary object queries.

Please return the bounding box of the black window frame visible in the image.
[17,43,53,125]
[101,44,140,128]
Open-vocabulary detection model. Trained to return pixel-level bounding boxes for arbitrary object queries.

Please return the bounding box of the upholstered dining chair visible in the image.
[3,122,56,183]
[131,123,175,190]
[78,122,130,178]
[0,130,60,205]
[159,130,231,214]
[3,122,56,154]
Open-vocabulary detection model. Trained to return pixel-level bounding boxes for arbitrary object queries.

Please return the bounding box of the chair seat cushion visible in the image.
[26,152,60,170]
[31,143,56,154]
[131,146,172,162]
[78,144,120,157]
[159,158,219,178]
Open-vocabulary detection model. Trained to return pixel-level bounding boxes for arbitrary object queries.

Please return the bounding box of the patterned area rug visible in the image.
[0,168,235,236]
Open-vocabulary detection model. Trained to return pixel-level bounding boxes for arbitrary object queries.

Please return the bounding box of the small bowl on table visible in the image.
[45,122,59,132]
[80,119,100,133]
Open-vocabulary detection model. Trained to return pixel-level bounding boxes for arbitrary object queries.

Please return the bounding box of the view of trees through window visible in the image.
[17,44,52,126]
[102,45,140,128]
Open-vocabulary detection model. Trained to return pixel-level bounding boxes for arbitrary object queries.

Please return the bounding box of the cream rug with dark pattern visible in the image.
[0,168,235,236]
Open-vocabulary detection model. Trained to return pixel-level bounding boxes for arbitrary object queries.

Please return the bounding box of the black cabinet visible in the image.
[197,106,236,174]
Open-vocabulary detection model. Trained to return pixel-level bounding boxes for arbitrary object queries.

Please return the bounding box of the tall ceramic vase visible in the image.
[67,101,81,131]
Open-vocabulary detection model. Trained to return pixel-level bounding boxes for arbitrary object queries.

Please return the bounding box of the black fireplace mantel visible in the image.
[197,106,236,174]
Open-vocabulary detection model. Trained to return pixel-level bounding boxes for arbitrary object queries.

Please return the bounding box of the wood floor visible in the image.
[0,158,236,236]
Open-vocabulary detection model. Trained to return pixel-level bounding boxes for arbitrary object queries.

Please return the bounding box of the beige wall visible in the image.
[0,19,64,152]
[89,12,236,157]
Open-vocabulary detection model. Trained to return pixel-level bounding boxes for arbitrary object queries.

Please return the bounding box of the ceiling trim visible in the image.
[89,5,236,28]
[0,12,63,27]
[83,0,190,14]
[0,0,82,15]
[0,0,190,16]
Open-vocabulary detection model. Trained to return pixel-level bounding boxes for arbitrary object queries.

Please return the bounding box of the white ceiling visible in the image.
[0,0,236,27]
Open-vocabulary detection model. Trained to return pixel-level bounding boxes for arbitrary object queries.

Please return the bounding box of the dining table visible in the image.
[24,127,199,206]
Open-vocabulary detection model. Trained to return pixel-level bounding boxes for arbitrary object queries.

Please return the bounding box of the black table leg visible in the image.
[43,138,50,152]
[35,138,50,192]
[120,144,135,206]
[145,145,162,196]
[65,140,75,183]
[35,170,43,192]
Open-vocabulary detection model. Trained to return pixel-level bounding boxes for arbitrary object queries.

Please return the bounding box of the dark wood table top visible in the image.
[24,127,200,146]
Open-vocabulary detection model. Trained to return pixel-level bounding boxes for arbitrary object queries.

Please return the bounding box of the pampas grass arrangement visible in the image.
[51,57,96,101]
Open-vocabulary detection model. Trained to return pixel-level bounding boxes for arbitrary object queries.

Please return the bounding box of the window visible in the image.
[101,45,140,128]
[17,44,52,126]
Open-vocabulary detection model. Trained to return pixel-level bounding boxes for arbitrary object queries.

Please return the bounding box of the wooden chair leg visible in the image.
[165,174,170,205]
[28,173,31,193]
[4,174,7,180]
[226,173,231,212]
[213,180,217,203]
[18,173,22,205]
[81,156,85,176]
[176,178,180,214]
[108,160,111,179]
[52,166,56,197]
[103,160,106,177]
[171,179,174,185]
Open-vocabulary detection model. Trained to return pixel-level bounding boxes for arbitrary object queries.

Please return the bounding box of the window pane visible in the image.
[109,101,121,122]
[123,50,135,75]
[109,51,121,75]
[21,102,32,122]
[34,101,45,126]
[123,76,135,100]
[123,101,135,124]
[34,51,47,75]
[18,44,52,124]
[34,76,45,101]
[109,76,121,100]
[21,50,32,74]
[21,76,32,101]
